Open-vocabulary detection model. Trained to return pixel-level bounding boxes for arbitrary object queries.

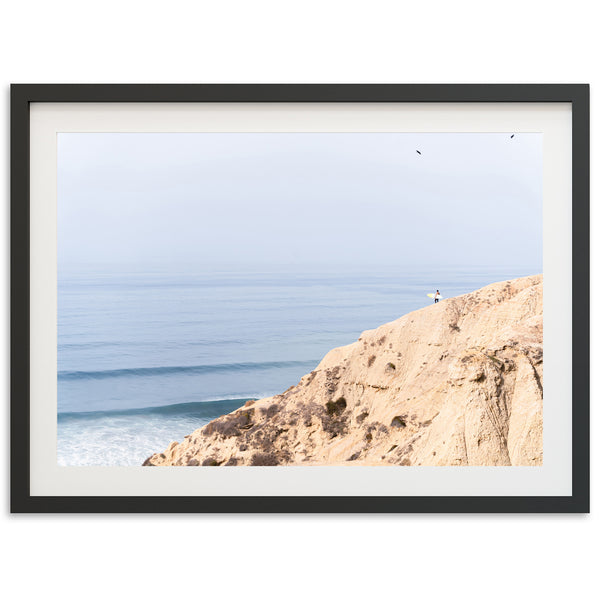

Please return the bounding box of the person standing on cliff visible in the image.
[434,290,440,303]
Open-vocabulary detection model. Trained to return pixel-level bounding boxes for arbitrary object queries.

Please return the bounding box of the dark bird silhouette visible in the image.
[510,134,515,138]
[416,150,421,155]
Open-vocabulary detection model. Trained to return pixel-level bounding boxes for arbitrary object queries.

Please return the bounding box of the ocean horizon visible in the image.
[58,265,540,466]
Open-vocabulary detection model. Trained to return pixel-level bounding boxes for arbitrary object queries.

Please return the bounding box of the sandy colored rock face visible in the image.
[143,275,543,467]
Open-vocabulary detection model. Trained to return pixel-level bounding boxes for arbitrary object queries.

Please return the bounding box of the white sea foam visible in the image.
[57,413,212,466]
[57,398,259,466]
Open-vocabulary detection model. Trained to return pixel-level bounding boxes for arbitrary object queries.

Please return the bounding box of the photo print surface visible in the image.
[57,132,543,467]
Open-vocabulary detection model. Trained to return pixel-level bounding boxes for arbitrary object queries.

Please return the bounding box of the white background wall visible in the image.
[1,2,596,598]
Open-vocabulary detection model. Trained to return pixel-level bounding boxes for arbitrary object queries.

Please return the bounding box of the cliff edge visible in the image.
[144,275,543,467]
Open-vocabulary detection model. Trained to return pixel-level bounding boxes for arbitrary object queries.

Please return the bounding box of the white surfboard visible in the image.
[427,293,444,299]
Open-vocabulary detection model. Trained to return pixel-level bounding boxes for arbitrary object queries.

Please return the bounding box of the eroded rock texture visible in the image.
[143,275,543,467]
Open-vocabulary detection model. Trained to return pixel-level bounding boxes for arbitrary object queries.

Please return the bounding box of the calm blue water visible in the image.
[57,265,537,465]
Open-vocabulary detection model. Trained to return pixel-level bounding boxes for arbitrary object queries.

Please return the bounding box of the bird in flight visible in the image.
[416,150,422,155]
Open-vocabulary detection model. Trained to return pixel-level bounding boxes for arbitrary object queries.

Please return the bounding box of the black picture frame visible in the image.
[11,84,590,513]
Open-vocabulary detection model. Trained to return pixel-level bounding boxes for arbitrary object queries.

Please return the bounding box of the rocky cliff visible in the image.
[144,275,543,467]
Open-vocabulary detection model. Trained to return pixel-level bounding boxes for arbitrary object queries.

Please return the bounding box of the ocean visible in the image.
[57,265,537,466]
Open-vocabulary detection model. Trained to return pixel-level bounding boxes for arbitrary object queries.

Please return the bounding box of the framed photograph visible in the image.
[11,84,589,513]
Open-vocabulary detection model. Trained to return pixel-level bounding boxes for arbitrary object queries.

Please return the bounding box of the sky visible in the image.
[57,132,542,272]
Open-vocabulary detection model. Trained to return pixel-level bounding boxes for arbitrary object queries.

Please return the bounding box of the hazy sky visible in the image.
[58,132,542,271]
